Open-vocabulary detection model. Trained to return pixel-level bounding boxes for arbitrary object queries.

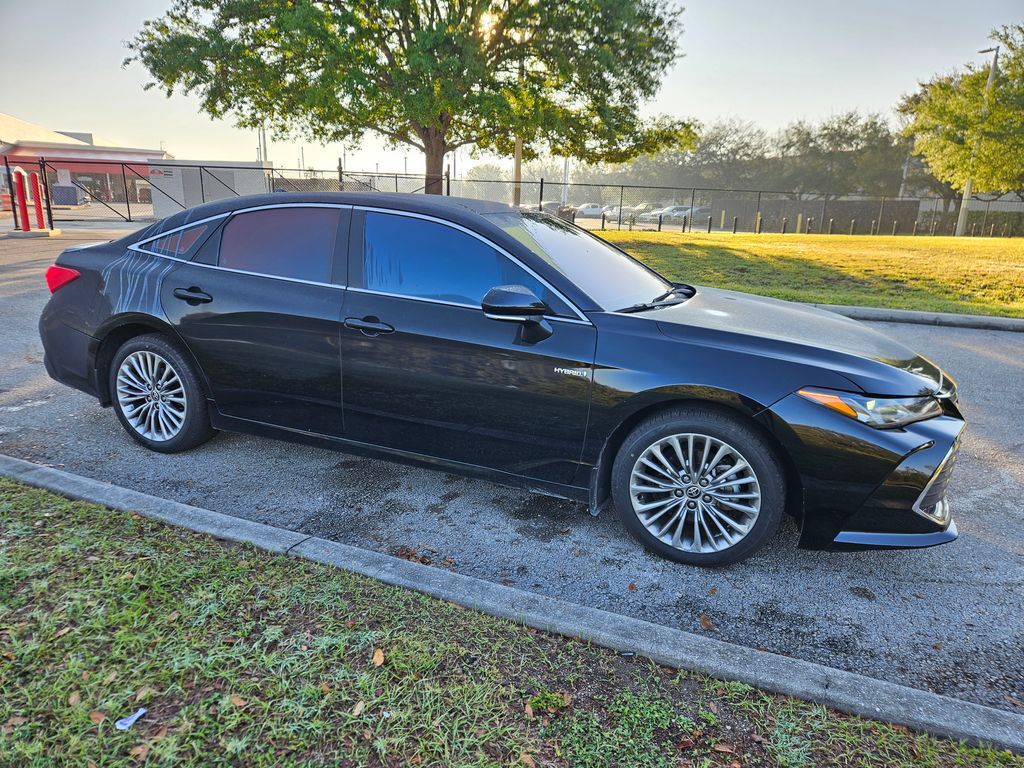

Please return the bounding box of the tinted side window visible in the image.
[357,212,572,315]
[219,207,341,283]
[146,222,212,259]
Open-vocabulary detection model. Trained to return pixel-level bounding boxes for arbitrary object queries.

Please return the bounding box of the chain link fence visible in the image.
[4,156,1021,236]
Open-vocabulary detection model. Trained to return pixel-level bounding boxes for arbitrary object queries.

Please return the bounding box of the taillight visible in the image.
[46,265,80,293]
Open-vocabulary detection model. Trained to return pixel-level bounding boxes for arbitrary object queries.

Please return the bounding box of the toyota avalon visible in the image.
[39,193,964,566]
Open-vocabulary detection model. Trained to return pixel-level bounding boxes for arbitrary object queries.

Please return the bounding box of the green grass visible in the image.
[600,231,1024,318]
[1,478,1021,767]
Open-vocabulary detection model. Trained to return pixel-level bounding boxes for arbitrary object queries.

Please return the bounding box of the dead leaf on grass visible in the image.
[128,742,150,760]
[68,691,81,706]
[89,710,106,725]
[229,695,247,707]
[2,716,28,734]
[699,614,715,631]
[352,700,366,716]
[372,648,385,667]
[520,753,536,767]
[628,582,637,592]
[524,703,534,719]
[712,743,735,753]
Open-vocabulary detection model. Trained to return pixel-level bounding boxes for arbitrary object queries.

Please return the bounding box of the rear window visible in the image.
[145,223,211,260]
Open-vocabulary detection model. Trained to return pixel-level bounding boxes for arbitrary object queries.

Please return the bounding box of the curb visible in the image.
[811,303,1024,332]
[2,453,1022,754]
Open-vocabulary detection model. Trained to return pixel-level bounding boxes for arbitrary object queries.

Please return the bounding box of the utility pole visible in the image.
[955,45,999,236]
[513,57,524,207]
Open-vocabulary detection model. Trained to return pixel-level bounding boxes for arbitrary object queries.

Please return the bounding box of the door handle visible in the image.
[344,316,395,336]
[173,287,213,305]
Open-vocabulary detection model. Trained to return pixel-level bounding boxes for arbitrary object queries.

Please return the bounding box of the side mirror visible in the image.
[482,285,548,320]
[482,285,552,342]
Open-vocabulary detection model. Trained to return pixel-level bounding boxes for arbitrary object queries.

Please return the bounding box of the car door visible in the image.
[157,204,349,436]
[339,208,596,486]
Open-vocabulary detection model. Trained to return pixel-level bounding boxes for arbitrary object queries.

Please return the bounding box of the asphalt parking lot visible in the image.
[2,231,1022,713]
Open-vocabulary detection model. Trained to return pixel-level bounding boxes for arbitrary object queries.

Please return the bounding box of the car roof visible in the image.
[133,191,518,241]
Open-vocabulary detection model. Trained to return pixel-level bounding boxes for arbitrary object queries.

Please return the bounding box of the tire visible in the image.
[108,333,216,453]
[611,405,785,567]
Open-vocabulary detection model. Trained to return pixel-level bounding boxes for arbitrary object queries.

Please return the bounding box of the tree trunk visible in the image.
[424,140,445,195]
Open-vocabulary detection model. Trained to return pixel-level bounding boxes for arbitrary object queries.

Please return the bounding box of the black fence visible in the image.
[4,157,1021,237]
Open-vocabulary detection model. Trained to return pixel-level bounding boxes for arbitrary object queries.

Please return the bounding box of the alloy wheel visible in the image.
[116,350,188,442]
[629,433,761,553]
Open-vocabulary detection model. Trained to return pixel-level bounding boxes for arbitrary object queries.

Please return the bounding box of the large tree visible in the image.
[127,0,696,192]
[899,24,1024,195]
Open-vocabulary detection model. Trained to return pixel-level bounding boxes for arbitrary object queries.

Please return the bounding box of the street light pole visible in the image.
[955,46,1000,237]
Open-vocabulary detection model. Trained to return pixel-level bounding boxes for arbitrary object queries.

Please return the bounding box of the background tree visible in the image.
[900,24,1024,195]
[774,112,907,198]
[128,0,696,193]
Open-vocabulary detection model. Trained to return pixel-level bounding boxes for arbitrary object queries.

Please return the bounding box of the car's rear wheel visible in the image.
[109,333,215,453]
[611,406,785,567]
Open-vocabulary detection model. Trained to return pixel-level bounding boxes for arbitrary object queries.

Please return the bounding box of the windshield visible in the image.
[484,212,671,311]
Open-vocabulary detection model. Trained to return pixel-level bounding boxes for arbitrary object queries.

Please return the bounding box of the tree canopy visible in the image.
[127,0,696,191]
[899,24,1024,195]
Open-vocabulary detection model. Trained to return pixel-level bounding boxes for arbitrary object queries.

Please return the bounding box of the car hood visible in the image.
[651,287,950,397]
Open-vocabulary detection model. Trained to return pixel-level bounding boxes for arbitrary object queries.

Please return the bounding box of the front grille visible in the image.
[913,442,959,525]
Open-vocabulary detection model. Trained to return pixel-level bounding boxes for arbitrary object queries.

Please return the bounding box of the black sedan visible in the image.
[39,193,964,566]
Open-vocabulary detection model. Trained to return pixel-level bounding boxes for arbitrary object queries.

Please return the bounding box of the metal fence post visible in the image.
[657,214,662,232]
[688,188,696,232]
[4,156,17,229]
[912,220,918,236]
[706,215,712,233]
[539,178,544,211]
[781,217,788,234]
[891,220,898,236]
[445,167,451,196]
[121,163,131,222]
[601,212,606,230]
[39,157,55,229]
[617,186,624,228]
[199,167,206,204]
[850,218,856,235]
[990,223,995,237]
[982,200,991,233]
[876,196,885,233]
[732,216,738,233]
[754,191,761,233]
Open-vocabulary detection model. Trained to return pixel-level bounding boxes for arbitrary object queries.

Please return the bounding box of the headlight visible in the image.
[797,388,942,429]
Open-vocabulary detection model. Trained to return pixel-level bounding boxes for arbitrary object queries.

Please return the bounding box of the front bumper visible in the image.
[763,392,965,551]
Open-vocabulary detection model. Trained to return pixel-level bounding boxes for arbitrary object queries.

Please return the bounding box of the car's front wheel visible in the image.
[611,406,785,567]
[109,333,216,453]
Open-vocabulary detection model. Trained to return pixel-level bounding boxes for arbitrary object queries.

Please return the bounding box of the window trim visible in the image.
[351,205,590,325]
[126,202,591,325]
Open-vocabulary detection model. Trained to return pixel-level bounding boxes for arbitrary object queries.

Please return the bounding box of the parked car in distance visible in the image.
[639,205,693,223]
[40,192,964,567]
[575,203,605,217]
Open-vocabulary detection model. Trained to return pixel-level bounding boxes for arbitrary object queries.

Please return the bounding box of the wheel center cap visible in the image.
[685,486,701,498]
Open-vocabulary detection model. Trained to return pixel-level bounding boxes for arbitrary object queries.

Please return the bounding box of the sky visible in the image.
[0,0,1017,176]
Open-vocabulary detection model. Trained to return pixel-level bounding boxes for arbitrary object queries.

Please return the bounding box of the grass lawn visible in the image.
[1,479,1021,768]
[599,232,1024,319]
